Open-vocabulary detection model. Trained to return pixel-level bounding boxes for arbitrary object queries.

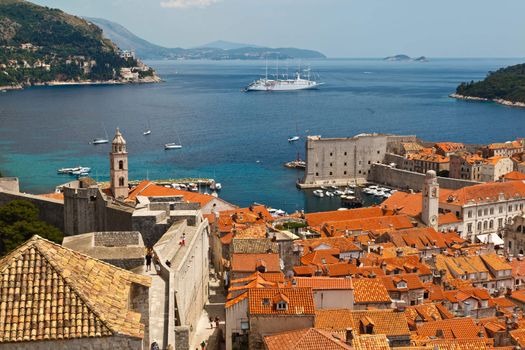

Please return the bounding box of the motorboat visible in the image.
[210,182,222,191]
[325,191,335,197]
[165,143,182,150]
[320,186,328,190]
[58,166,81,174]
[91,138,109,145]
[313,190,324,198]
[334,190,344,196]
[330,185,338,190]
[344,188,355,195]
[288,136,300,142]
[143,129,151,136]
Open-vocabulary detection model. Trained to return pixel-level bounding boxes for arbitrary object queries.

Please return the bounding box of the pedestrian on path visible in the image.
[145,250,153,272]
[214,316,220,328]
[200,340,206,350]
[151,340,160,350]
[209,316,214,329]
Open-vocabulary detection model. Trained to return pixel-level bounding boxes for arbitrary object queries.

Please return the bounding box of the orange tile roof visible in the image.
[404,303,453,326]
[126,180,214,206]
[510,328,525,347]
[315,309,410,337]
[248,288,315,316]
[39,192,65,200]
[0,236,151,343]
[353,278,391,304]
[298,237,362,254]
[411,338,490,350]
[230,253,281,273]
[264,328,352,350]
[407,153,449,163]
[488,141,522,150]
[435,142,466,154]
[352,334,390,350]
[415,318,482,339]
[305,207,387,227]
[380,190,454,219]
[322,215,414,236]
[379,273,424,292]
[218,205,273,232]
[443,180,525,206]
[488,297,516,309]
[479,253,512,272]
[510,290,525,304]
[502,171,525,181]
[287,277,354,290]
[293,265,319,276]
[225,291,249,308]
[439,212,462,225]
[381,227,455,250]
[324,263,384,278]
[301,250,340,266]
[510,258,525,277]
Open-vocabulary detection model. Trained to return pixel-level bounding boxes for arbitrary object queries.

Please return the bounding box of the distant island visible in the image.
[451,63,525,108]
[384,54,428,62]
[86,17,327,61]
[0,0,160,90]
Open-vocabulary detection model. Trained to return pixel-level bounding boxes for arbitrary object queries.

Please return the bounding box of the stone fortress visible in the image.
[0,128,230,349]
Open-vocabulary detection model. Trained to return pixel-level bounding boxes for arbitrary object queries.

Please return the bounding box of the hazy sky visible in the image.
[32,0,525,58]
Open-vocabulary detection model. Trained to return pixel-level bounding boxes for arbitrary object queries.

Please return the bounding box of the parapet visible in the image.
[0,177,20,192]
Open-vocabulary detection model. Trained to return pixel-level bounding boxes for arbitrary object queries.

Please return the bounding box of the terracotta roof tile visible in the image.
[231,238,279,254]
[230,253,281,273]
[411,338,490,350]
[502,171,525,181]
[379,273,424,292]
[264,328,352,350]
[415,318,482,339]
[443,181,525,206]
[301,250,340,266]
[480,253,512,272]
[248,288,315,316]
[297,237,362,254]
[315,309,410,337]
[322,215,414,236]
[352,334,390,350]
[0,236,151,343]
[353,278,391,304]
[127,180,214,206]
[434,142,466,154]
[287,277,353,290]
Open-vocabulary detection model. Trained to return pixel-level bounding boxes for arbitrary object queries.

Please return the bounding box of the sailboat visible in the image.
[143,118,151,136]
[91,124,109,145]
[165,132,182,150]
[288,120,300,142]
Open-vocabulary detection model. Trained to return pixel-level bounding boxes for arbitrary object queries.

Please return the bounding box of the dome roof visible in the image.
[112,128,126,144]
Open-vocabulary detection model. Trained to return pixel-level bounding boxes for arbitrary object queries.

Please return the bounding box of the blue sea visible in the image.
[1,58,524,213]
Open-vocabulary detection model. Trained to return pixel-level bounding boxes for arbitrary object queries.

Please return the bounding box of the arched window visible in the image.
[477,222,482,232]
[119,160,124,170]
[489,220,494,229]
[118,146,122,152]
[119,177,124,187]
[483,221,488,230]
[518,225,523,233]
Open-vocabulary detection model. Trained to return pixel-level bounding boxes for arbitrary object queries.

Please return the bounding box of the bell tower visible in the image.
[422,170,439,230]
[109,128,129,199]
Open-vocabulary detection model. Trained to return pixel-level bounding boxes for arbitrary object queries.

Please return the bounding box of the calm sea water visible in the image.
[1,58,524,213]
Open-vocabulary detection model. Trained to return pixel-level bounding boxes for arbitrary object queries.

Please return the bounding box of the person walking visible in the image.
[209,316,214,329]
[145,250,153,272]
[200,340,206,350]
[151,340,160,350]
[214,316,220,328]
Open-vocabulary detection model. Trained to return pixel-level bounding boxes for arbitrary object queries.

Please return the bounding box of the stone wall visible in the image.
[368,163,480,191]
[0,335,143,350]
[104,258,145,270]
[0,177,20,192]
[130,283,151,349]
[94,231,140,246]
[175,326,190,350]
[105,204,134,232]
[0,190,64,231]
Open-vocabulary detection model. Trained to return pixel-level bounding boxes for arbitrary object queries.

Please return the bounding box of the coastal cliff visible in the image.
[452,63,525,108]
[0,0,160,90]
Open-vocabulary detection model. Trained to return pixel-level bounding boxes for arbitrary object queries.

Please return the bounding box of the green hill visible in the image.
[0,0,149,87]
[455,63,525,104]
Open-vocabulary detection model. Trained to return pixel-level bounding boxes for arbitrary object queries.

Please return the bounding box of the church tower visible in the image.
[422,170,439,230]
[109,128,129,199]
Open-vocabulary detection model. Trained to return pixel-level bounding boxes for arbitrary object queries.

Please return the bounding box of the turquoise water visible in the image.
[1,58,524,212]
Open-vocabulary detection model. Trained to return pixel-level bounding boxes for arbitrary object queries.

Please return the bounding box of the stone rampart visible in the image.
[0,190,64,231]
[368,163,481,191]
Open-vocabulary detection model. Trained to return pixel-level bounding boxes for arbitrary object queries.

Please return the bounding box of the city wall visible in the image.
[368,163,481,191]
[0,190,64,231]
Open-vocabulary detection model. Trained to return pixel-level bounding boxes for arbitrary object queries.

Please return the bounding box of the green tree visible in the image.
[0,200,63,255]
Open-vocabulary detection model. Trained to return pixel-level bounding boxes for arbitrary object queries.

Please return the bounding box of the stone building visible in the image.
[62,231,145,270]
[434,142,466,157]
[404,153,450,175]
[300,134,416,188]
[503,211,525,256]
[422,170,439,230]
[449,153,486,181]
[480,156,514,182]
[481,141,523,158]
[0,236,151,350]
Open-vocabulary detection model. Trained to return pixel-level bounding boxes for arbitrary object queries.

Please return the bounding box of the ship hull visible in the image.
[246,82,322,92]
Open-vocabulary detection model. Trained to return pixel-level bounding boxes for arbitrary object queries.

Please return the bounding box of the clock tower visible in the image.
[422,170,439,230]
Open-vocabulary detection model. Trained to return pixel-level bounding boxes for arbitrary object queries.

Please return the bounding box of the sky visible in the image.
[32,0,525,58]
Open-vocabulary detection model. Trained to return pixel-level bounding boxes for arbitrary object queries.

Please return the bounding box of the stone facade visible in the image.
[504,213,525,256]
[421,171,439,230]
[109,128,129,199]
[300,134,417,188]
[0,177,19,192]
[480,157,514,182]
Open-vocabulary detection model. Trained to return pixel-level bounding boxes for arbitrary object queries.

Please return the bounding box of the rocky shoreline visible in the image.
[0,75,162,92]
[450,93,525,108]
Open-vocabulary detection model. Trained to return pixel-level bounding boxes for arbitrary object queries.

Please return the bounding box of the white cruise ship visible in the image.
[245,68,323,92]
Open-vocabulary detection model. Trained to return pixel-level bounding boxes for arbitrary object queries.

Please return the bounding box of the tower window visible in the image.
[119,160,124,170]
[119,177,125,187]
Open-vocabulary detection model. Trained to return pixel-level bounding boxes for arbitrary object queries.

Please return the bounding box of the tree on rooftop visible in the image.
[0,200,63,256]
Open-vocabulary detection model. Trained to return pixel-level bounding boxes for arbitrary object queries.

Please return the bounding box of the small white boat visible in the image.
[375,190,385,197]
[344,189,355,195]
[210,182,222,191]
[330,185,338,190]
[382,193,391,198]
[334,190,344,196]
[325,191,334,197]
[313,190,324,198]
[92,138,109,145]
[288,136,300,142]
[58,167,80,174]
[143,130,151,136]
[179,184,187,190]
[320,186,328,190]
[367,185,379,190]
[165,143,182,150]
